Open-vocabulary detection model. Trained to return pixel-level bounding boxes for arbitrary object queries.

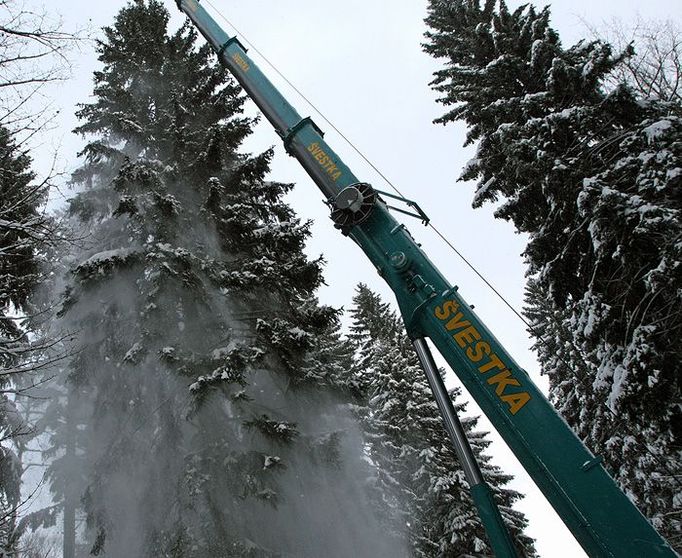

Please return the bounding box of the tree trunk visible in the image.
[63,394,76,558]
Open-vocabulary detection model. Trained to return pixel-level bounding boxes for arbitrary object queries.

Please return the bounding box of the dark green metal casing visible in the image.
[175,1,678,556]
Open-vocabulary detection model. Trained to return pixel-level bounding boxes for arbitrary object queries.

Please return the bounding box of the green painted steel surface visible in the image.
[469,483,519,558]
[175,1,677,556]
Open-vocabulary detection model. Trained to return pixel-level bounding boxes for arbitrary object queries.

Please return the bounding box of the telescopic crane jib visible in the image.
[173,1,678,556]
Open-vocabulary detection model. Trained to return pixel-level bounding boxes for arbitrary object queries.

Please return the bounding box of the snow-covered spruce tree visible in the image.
[349,284,535,557]
[0,123,34,554]
[56,2,404,556]
[424,0,682,548]
[0,123,52,554]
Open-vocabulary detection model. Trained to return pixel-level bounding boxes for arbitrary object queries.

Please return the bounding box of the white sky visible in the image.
[30,0,681,556]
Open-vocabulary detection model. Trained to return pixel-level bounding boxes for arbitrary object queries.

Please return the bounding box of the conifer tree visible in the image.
[0,123,34,552]
[54,2,401,556]
[424,0,681,548]
[0,122,52,554]
[349,284,535,557]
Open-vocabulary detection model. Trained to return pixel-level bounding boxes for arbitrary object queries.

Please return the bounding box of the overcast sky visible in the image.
[31,0,681,556]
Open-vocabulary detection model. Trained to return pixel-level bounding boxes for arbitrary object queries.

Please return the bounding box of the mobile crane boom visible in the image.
[174,1,677,556]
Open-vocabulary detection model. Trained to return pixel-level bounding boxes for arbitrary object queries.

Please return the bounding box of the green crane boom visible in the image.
[174,1,677,556]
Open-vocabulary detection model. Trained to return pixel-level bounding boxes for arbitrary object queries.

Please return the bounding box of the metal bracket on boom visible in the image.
[375,189,430,225]
[329,184,430,233]
[280,117,324,154]
[217,36,248,57]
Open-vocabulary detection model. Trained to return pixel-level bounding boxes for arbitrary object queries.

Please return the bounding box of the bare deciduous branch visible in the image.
[585,16,682,103]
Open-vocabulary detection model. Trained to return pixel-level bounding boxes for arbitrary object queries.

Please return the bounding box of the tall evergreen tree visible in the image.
[349,284,535,557]
[0,123,35,554]
[424,0,682,549]
[53,2,403,556]
[0,122,53,554]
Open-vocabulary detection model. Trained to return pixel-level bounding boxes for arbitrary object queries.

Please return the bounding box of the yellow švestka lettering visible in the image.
[232,53,250,72]
[433,299,531,415]
[307,142,342,182]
